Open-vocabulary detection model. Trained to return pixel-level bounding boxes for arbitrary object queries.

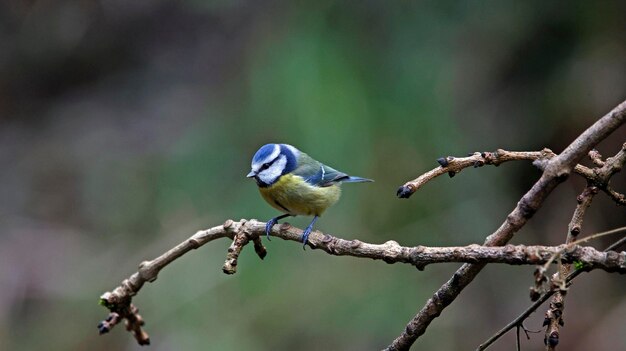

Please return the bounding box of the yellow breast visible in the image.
[259,174,341,216]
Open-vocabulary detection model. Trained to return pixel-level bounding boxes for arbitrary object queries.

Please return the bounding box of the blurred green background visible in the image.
[1,1,625,350]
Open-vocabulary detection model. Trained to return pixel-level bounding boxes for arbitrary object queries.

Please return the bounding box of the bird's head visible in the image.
[247,143,298,187]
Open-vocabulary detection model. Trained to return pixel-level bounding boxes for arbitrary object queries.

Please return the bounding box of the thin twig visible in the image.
[606,235,626,252]
[542,185,597,350]
[396,149,555,198]
[395,151,610,203]
[604,185,626,205]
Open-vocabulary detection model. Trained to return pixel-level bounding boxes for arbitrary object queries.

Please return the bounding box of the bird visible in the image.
[247,143,373,248]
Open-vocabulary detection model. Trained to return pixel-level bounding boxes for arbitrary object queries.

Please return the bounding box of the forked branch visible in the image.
[385,100,626,351]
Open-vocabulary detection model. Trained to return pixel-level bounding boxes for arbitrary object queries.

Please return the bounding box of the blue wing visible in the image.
[291,152,373,187]
[299,163,372,187]
[304,164,346,187]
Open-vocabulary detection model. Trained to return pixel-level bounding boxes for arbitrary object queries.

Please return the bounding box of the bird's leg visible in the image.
[301,216,319,249]
[265,214,292,240]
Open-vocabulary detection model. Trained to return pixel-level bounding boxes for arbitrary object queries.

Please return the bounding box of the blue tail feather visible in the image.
[343,176,374,183]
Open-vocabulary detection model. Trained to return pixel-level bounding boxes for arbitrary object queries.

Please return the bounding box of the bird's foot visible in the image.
[265,214,291,241]
[301,227,312,250]
[301,216,319,250]
[265,219,277,241]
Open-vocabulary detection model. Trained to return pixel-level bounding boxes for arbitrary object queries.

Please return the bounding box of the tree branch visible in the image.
[98,219,626,343]
[385,100,626,351]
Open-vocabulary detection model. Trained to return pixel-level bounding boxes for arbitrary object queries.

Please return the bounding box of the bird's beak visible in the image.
[246,171,256,178]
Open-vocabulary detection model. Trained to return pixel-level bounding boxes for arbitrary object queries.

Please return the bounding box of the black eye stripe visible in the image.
[259,155,282,171]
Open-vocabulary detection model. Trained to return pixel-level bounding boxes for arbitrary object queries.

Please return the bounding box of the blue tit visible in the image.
[247,143,373,248]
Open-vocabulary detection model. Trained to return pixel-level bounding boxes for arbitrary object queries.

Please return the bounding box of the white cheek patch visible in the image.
[258,155,287,185]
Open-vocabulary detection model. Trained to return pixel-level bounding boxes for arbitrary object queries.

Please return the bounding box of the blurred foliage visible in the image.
[0,1,625,350]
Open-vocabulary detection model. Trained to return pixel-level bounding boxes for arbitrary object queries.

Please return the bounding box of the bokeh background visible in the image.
[1,1,625,350]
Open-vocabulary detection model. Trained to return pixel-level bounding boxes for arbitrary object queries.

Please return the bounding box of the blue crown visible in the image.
[252,144,278,165]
